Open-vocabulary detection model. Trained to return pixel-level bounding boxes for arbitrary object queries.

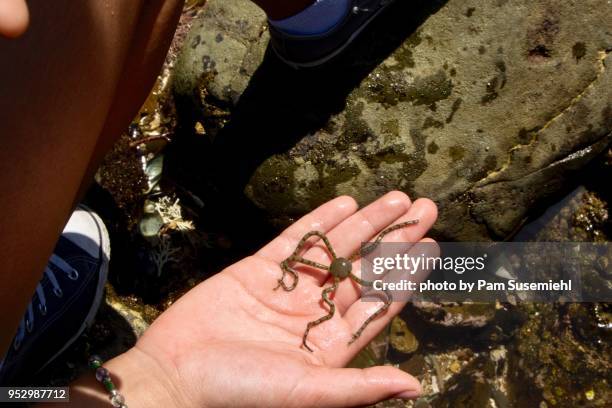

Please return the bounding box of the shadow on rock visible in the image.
[168,0,449,250]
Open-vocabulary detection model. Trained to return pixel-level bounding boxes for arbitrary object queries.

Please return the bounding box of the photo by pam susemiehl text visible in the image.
[359,242,610,303]
[372,278,572,292]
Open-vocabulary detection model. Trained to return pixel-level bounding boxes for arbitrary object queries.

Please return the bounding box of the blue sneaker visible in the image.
[268,0,397,68]
[0,205,110,385]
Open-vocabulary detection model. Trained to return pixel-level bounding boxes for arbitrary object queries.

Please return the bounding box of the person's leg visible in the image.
[0,0,184,355]
[75,0,185,202]
[0,0,320,358]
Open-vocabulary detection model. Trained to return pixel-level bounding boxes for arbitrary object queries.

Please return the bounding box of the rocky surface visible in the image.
[515,185,610,243]
[508,304,611,407]
[173,0,611,241]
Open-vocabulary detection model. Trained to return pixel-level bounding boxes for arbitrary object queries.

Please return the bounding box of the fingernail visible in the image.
[394,389,422,399]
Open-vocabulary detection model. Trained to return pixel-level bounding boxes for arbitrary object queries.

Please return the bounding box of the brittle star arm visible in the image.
[296,231,338,259]
[302,278,339,352]
[341,221,418,342]
[348,220,419,262]
[276,231,337,291]
[276,256,329,291]
[347,275,393,344]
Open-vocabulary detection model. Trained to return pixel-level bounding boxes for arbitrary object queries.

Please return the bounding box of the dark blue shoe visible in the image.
[269,0,397,68]
[0,205,110,385]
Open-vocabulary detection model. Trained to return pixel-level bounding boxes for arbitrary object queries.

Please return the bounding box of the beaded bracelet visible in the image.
[88,355,128,408]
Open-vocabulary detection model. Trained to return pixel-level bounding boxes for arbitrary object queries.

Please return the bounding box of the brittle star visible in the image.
[275,220,419,352]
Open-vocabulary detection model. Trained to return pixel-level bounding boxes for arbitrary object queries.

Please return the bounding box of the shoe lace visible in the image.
[12,254,80,351]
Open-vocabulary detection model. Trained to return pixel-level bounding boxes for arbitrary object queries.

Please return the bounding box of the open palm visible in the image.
[133,192,438,408]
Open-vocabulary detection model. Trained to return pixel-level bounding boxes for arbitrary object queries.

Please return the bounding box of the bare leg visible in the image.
[0,0,183,355]
[302,279,339,352]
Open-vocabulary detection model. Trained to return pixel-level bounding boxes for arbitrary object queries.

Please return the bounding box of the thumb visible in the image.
[302,365,422,407]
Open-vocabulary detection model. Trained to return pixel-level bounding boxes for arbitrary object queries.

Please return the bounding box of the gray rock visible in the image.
[173,0,268,107]
[174,0,611,240]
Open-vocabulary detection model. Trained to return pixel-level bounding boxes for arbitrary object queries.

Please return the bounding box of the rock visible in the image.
[174,0,611,241]
[412,301,497,328]
[511,185,612,301]
[513,186,609,242]
[173,0,268,114]
[347,326,389,369]
[400,354,428,377]
[508,304,612,407]
[397,350,510,408]
[429,355,500,408]
[390,316,419,354]
[105,294,150,338]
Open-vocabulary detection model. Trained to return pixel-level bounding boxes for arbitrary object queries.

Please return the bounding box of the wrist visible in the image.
[60,347,186,408]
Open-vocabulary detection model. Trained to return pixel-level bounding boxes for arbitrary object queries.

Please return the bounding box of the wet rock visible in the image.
[105,293,151,338]
[173,0,267,137]
[400,354,428,377]
[394,348,509,408]
[390,317,419,354]
[429,355,499,408]
[508,304,612,407]
[511,186,612,300]
[571,191,609,242]
[412,302,497,328]
[174,0,612,241]
[514,186,609,242]
[348,327,390,369]
[96,135,148,227]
